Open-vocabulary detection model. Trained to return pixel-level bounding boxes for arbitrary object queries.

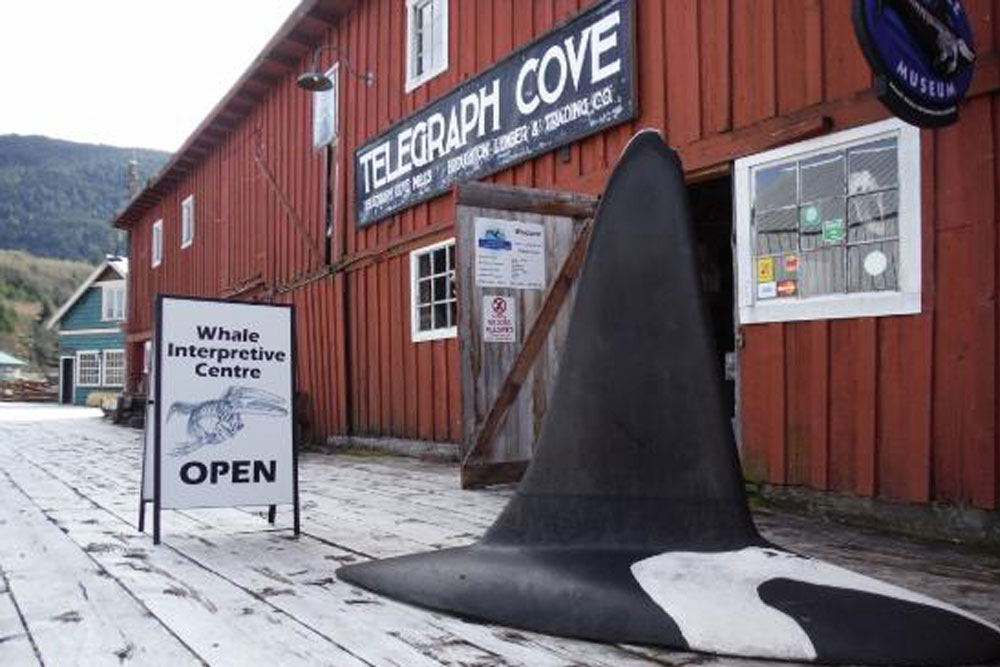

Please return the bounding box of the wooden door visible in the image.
[455,184,596,486]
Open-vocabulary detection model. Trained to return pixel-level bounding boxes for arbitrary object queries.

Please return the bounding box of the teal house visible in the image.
[46,257,128,405]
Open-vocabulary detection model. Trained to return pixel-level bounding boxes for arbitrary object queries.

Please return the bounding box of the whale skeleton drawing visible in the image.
[167,385,288,457]
[338,132,1000,665]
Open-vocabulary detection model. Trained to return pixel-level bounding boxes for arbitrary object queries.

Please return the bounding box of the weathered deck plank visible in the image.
[2,405,999,667]
[0,569,42,667]
[0,467,204,666]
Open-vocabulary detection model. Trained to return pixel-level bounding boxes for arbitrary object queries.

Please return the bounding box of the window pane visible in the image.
[754,163,797,212]
[800,151,844,202]
[447,243,455,269]
[848,189,899,243]
[433,246,446,273]
[433,302,449,328]
[799,197,846,250]
[433,275,447,301]
[799,247,845,297]
[418,279,432,305]
[448,300,457,327]
[419,306,432,331]
[848,241,899,293]
[755,207,797,255]
[849,138,898,194]
[418,252,431,278]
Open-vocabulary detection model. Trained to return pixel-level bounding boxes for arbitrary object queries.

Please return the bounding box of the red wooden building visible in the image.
[115,0,1000,520]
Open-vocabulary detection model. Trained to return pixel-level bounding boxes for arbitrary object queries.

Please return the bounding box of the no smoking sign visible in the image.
[483,295,516,343]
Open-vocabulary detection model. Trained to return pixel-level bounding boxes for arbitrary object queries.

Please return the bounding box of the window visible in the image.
[406,0,448,92]
[181,195,194,248]
[103,350,125,387]
[76,351,101,387]
[410,238,457,341]
[313,64,339,149]
[101,281,126,321]
[735,118,921,324]
[152,219,163,267]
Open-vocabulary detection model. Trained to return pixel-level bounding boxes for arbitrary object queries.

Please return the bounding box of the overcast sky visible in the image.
[0,0,301,153]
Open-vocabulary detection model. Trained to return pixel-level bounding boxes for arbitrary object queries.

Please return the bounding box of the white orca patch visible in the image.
[630,546,998,662]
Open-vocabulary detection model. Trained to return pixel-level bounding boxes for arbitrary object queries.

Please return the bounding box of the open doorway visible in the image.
[688,176,736,419]
[60,356,74,404]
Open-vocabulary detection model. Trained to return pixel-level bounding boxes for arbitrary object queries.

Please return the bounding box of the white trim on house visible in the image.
[75,350,102,387]
[313,64,340,149]
[152,219,164,267]
[101,349,126,387]
[57,327,123,336]
[181,195,195,249]
[410,237,457,342]
[405,0,448,92]
[101,280,127,321]
[46,258,129,330]
[735,118,921,325]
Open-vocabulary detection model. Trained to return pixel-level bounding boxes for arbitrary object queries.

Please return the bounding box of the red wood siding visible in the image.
[125,0,1000,510]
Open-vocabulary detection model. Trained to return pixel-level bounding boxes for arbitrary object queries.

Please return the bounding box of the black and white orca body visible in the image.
[339,131,1000,665]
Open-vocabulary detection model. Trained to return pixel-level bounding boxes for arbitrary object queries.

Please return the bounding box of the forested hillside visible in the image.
[0,135,169,262]
[0,250,95,371]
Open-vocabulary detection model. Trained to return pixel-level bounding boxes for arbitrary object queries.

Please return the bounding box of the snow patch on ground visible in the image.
[631,546,999,661]
[0,402,103,422]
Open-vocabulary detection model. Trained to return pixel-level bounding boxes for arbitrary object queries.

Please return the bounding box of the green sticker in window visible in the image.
[822,218,845,243]
[802,205,819,224]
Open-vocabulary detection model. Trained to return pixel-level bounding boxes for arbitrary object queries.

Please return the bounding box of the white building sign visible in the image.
[474,217,546,290]
[143,295,299,543]
[483,295,517,343]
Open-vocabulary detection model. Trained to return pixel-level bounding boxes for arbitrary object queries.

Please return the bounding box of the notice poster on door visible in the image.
[474,217,546,290]
[155,296,296,511]
[483,295,517,343]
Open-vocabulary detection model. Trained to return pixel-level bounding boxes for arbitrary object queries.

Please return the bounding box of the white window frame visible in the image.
[405,0,448,92]
[735,118,921,324]
[102,349,125,387]
[410,238,457,342]
[313,64,340,149]
[76,350,101,387]
[181,195,195,249]
[152,219,163,268]
[101,280,126,321]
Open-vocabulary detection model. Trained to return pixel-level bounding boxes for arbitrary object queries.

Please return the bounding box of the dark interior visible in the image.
[688,176,735,418]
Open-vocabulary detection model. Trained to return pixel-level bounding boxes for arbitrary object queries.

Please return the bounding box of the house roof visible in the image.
[0,351,26,366]
[113,0,355,229]
[46,256,129,330]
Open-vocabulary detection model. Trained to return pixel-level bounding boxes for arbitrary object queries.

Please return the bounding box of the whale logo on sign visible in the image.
[168,385,288,457]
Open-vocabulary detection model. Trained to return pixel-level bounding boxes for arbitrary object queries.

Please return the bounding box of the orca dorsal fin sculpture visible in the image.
[339,131,1000,665]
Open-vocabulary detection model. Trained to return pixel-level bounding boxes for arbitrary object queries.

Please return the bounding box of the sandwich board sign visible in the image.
[139,295,299,544]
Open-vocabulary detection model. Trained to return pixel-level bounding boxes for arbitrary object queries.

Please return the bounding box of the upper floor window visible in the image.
[406,0,448,92]
[410,238,457,342]
[735,118,921,324]
[152,219,163,268]
[313,64,339,149]
[181,195,195,248]
[101,281,126,321]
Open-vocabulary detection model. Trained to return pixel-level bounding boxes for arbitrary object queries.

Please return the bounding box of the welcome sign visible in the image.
[355,0,634,225]
[143,295,299,544]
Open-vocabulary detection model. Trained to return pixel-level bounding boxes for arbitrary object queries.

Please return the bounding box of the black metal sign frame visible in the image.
[354,0,636,226]
[139,294,300,545]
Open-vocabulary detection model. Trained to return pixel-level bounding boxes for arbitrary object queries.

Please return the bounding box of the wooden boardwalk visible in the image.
[1,404,998,667]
